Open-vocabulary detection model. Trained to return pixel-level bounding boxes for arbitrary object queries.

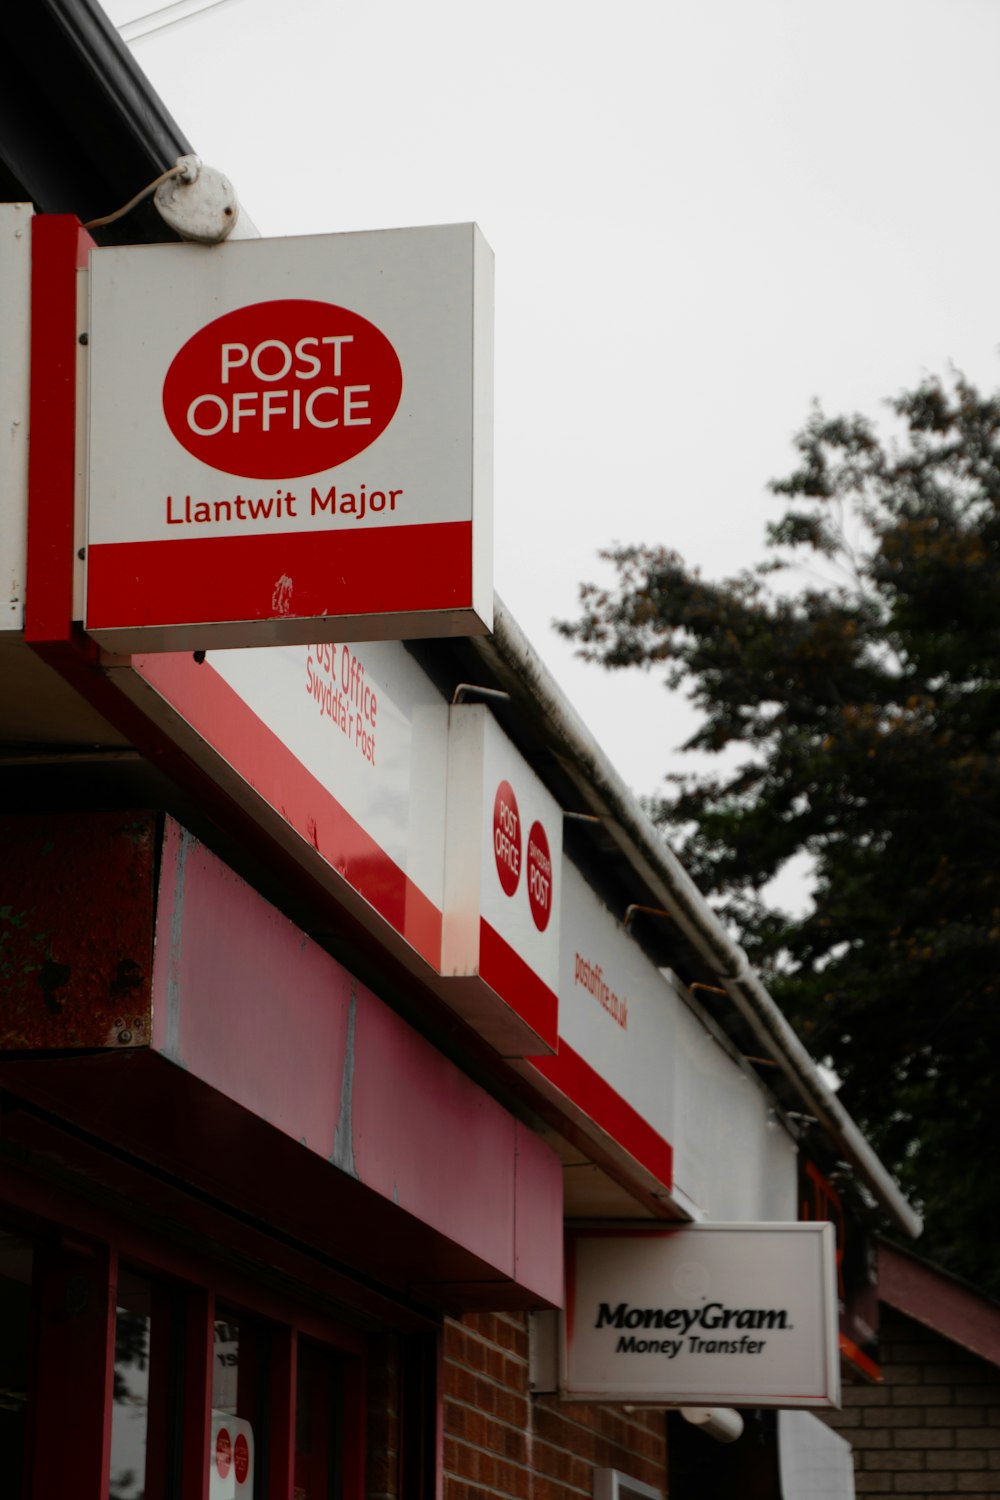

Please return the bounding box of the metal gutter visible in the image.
[473,596,923,1239]
[0,0,191,235]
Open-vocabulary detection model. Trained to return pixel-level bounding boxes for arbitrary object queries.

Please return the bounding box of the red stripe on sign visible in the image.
[478,920,559,1054]
[132,652,442,968]
[26,216,95,646]
[86,521,473,630]
[526,1041,674,1191]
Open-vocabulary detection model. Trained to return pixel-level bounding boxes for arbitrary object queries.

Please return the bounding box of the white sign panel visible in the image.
[85,224,493,650]
[209,1413,254,1500]
[778,1411,856,1500]
[563,1224,840,1408]
[542,861,677,1181]
[208,638,448,926]
[442,704,562,1055]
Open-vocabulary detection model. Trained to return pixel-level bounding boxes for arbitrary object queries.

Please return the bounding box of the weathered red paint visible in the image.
[0,812,154,1049]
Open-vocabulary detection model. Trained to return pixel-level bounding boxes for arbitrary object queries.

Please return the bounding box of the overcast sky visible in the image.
[101,0,1000,809]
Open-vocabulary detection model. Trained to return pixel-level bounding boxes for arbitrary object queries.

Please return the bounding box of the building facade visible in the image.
[1,5,921,1497]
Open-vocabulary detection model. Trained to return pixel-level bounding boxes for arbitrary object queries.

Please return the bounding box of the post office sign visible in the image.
[84,224,493,650]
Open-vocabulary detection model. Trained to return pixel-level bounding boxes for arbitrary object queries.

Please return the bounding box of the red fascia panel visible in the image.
[525,1040,674,1193]
[346,981,517,1267]
[878,1242,1000,1368]
[153,818,562,1305]
[478,918,559,1055]
[152,818,355,1150]
[513,1120,564,1309]
[26,215,94,650]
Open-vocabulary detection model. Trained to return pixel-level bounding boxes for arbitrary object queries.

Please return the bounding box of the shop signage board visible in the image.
[203,639,448,967]
[111,649,561,1056]
[515,861,676,1193]
[442,704,562,1055]
[23,218,801,1226]
[84,224,493,650]
[563,1223,840,1407]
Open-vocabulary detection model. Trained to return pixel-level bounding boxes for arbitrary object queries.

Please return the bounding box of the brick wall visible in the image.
[443,1313,668,1500]
[822,1308,1000,1497]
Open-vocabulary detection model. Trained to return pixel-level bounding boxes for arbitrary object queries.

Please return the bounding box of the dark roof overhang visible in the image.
[1,0,191,243]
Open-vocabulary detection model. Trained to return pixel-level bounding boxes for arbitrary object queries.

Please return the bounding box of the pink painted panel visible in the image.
[152,819,561,1293]
[349,991,518,1277]
[153,819,352,1155]
[513,1122,564,1308]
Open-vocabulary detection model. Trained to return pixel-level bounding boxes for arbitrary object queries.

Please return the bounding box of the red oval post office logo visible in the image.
[493,780,522,897]
[215,1428,232,1479]
[527,820,553,931]
[162,299,402,479]
[233,1432,250,1486]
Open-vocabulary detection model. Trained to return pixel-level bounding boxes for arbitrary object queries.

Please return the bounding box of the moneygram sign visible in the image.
[84,225,493,651]
[563,1224,840,1408]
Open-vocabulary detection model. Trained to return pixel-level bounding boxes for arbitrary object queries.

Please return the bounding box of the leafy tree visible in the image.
[559,373,1000,1292]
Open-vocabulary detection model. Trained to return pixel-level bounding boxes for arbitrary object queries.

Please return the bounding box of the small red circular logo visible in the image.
[162,299,402,479]
[493,781,521,897]
[215,1427,232,1478]
[527,820,553,931]
[234,1432,250,1485]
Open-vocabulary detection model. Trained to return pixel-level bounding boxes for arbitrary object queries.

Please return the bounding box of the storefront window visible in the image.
[212,1306,258,1497]
[0,1230,32,1495]
[0,1214,357,1500]
[109,1270,155,1500]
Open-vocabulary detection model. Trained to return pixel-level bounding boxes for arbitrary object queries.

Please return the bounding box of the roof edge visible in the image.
[879,1240,1000,1367]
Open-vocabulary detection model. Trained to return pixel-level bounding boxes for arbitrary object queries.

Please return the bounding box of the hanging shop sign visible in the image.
[563,1223,840,1408]
[441,704,562,1056]
[84,223,493,650]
